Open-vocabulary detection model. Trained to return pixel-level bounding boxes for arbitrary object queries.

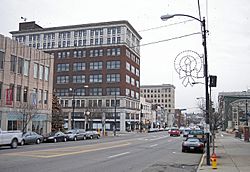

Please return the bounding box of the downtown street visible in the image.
[0,131,202,172]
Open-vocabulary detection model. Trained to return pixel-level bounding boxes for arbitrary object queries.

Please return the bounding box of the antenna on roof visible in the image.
[21,16,27,22]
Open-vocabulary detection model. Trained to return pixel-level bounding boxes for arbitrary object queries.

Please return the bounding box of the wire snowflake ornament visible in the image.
[174,50,204,87]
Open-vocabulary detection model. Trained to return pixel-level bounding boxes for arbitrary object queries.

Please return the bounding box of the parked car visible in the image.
[182,137,204,153]
[86,131,100,139]
[168,128,180,136]
[22,131,43,144]
[0,128,23,148]
[65,129,87,141]
[43,131,68,143]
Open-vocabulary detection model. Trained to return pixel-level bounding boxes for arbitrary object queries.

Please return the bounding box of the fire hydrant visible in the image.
[210,153,217,169]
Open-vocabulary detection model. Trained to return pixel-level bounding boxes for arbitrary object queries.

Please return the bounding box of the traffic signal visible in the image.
[209,75,217,87]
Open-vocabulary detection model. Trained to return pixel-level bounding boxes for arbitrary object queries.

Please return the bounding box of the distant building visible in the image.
[0,34,54,134]
[10,20,142,132]
[218,90,250,130]
[140,84,175,113]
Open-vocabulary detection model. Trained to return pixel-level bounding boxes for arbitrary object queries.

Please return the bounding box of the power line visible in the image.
[138,19,194,32]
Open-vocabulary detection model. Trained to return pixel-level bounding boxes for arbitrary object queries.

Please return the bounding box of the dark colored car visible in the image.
[183,129,191,137]
[168,128,180,136]
[182,137,204,153]
[22,131,43,145]
[43,131,68,143]
[188,130,206,143]
[86,131,100,139]
[65,129,87,141]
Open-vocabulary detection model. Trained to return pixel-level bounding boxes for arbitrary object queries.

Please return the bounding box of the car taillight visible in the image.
[198,143,204,147]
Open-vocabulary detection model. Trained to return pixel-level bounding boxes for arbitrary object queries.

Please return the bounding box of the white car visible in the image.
[0,128,23,148]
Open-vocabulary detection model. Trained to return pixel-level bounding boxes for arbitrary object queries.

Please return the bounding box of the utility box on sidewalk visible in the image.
[244,127,249,142]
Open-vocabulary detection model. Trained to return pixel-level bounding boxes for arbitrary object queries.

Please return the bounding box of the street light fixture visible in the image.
[85,110,90,131]
[161,13,210,165]
[69,88,75,129]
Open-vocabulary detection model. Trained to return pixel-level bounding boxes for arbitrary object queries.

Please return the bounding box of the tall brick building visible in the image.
[10,20,142,132]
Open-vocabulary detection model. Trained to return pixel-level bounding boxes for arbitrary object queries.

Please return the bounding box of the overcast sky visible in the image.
[1,0,250,112]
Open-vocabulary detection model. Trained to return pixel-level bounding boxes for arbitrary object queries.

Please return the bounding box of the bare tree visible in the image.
[19,103,38,133]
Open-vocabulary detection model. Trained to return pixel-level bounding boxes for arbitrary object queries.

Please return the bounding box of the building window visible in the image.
[126,75,130,84]
[57,64,69,72]
[106,87,120,96]
[44,90,48,104]
[0,82,2,100]
[107,61,120,69]
[16,85,21,101]
[89,62,102,70]
[126,88,130,96]
[23,87,28,102]
[10,55,17,72]
[73,62,85,71]
[73,75,85,83]
[126,62,130,71]
[39,65,44,80]
[56,76,69,84]
[44,66,49,81]
[89,75,102,83]
[0,51,4,69]
[34,63,38,78]
[106,74,120,82]
[89,88,102,96]
[17,57,23,74]
[75,88,86,96]
[23,60,29,76]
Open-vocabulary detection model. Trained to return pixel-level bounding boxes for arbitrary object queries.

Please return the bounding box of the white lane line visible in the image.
[149,144,158,147]
[108,152,130,159]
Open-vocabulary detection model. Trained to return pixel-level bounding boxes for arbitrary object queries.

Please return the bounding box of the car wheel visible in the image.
[64,137,67,142]
[83,136,86,140]
[36,139,41,144]
[11,139,18,149]
[74,137,77,141]
[54,138,57,143]
[90,135,93,139]
[182,149,185,153]
[97,135,100,139]
[20,139,25,146]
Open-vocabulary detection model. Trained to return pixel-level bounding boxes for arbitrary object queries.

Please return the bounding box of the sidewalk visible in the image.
[197,132,250,172]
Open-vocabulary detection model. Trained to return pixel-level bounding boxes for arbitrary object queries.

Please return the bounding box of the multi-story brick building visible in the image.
[10,20,142,132]
[0,34,54,134]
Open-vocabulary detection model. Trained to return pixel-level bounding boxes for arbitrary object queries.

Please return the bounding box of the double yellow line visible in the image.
[2,141,131,158]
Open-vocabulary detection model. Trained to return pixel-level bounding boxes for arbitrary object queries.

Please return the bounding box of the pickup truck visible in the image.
[0,128,23,148]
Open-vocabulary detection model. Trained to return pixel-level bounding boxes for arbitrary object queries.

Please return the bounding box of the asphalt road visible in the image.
[0,131,202,172]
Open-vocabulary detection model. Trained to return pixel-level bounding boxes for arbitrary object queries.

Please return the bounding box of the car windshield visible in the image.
[66,130,76,134]
[189,130,204,135]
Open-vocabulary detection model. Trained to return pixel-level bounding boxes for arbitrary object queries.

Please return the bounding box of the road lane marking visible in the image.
[149,144,158,147]
[108,152,130,159]
[3,142,131,158]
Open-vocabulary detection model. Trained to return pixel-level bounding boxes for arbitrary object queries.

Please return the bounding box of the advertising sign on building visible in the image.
[6,89,13,105]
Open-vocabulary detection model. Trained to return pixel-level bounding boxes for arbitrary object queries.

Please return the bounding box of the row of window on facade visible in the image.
[7,54,50,81]
[60,98,140,110]
[1,84,48,105]
[27,36,123,49]
[56,87,139,100]
[56,48,140,66]
[57,61,139,75]
[141,93,172,98]
[58,48,121,58]
[16,26,138,44]
[141,88,172,93]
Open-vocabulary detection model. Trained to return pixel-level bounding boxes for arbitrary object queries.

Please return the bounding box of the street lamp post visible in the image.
[161,14,210,165]
[84,111,90,131]
[69,88,75,129]
[114,88,117,136]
